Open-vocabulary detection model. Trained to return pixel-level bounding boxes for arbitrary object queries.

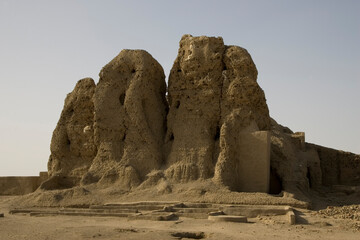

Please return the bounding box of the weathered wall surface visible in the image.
[214,129,270,192]
[86,50,167,187]
[165,35,226,181]
[0,172,48,195]
[220,46,271,131]
[45,35,272,192]
[165,35,271,184]
[269,119,324,197]
[237,131,270,192]
[47,78,96,186]
[44,50,167,190]
[311,144,360,186]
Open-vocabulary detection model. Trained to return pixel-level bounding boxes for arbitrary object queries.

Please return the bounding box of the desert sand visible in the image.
[1,196,359,240]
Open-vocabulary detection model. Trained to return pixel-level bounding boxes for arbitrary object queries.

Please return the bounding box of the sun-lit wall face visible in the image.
[0,0,359,176]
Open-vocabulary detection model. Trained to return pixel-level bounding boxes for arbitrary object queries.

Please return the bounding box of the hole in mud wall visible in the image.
[175,101,180,109]
[169,133,174,141]
[164,125,169,139]
[66,138,71,145]
[269,168,283,194]
[306,167,312,188]
[119,93,125,105]
[131,69,136,74]
[214,126,220,141]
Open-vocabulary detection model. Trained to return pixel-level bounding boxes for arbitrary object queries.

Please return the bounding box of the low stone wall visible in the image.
[311,144,360,186]
[0,172,48,195]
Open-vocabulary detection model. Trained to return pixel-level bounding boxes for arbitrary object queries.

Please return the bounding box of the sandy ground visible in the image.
[0,196,359,240]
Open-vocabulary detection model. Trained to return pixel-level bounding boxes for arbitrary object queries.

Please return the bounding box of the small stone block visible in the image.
[287,211,296,225]
[208,211,225,216]
[208,215,247,223]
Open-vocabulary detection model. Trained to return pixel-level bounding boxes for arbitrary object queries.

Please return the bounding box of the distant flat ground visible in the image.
[0,196,359,240]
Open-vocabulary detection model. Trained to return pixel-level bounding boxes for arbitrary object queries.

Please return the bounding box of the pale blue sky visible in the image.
[0,0,359,176]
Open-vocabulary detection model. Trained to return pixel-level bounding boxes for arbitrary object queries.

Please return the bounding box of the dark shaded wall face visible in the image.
[269,168,283,194]
[316,145,360,186]
[0,175,47,195]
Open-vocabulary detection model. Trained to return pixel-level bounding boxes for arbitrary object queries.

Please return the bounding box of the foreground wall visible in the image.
[0,172,48,195]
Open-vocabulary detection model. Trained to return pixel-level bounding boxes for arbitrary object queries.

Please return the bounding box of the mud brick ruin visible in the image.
[2,35,359,206]
[41,34,359,197]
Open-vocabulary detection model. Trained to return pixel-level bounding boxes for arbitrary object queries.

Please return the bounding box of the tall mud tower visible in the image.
[165,35,271,188]
[47,50,168,189]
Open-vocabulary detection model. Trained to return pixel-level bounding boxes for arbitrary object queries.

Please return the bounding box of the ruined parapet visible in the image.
[291,132,306,151]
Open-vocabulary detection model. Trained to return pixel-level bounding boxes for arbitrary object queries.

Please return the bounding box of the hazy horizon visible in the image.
[0,0,359,176]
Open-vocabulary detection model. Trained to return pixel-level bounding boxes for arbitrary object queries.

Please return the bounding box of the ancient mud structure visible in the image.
[42,35,360,203]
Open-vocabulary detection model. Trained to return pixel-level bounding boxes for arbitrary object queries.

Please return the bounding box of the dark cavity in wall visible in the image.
[175,101,180,109]
[306,167,312,188]
[269,168,282,194]
[119,93,125,105]
[169,133,174,141]
[214,126,220,141]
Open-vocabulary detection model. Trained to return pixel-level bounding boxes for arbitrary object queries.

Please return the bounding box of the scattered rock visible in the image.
[319,205,360,221]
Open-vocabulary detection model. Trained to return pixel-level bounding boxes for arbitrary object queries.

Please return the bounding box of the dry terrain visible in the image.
[1,196,359,240]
